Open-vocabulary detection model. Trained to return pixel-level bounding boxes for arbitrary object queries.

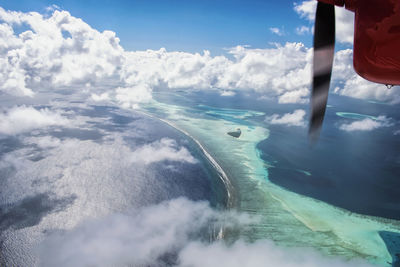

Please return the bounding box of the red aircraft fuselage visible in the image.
[319,0,400,85]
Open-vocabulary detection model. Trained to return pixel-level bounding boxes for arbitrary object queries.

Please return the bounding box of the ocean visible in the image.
[147,90,400,266]
[1,89,399,266]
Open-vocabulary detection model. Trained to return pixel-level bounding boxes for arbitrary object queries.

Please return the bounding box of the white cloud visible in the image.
[296,25,311,35]
[91,92,110,102]
[0,7,124,96]
[332,49,400,104]
[23,135,62,148]
[39,197,198,267]
[394,130,400,135]
[131,138,198,165]
[0,106,69,135]
[335,7,354,44]
[278,87,309,104]
[179,240,373,267]
[294,0,316,21]
[121,43,313,104]
[288,2,398,103]
[270,27,284,36]
[38,197,253,267]
[294,1,354,44]
[0,7,313,104]
[116,36,314,105]
[0,6,398,105]
[220,90,236,97]
[265,109,307,127]
[38,197,373,267]
[115,84,152,109]
[339,116,393,131]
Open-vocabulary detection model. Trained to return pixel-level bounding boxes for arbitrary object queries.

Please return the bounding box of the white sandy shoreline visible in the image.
[136,109,236,209]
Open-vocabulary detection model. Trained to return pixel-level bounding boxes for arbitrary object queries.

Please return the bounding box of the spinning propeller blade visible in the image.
[309,2,335,142]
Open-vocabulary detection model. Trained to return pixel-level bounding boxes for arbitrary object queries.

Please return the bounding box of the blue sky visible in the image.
[0,0,316,54]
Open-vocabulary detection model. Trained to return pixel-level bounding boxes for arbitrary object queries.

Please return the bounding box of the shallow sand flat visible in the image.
[336,112,377,120]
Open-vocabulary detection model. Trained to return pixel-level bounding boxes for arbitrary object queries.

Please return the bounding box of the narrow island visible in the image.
[227,128,241,138]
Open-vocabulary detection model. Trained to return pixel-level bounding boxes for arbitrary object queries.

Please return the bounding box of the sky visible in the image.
[0,0,351,54]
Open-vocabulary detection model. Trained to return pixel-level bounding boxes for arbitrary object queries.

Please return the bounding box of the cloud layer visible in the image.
[266,109,307,127]
[131,138,197,164]
[0,7,124,97]
[294,0,354,44]
[0,105,69,135]
[1,6,399,106]
[339,116,393,132]
[38,197,374,267]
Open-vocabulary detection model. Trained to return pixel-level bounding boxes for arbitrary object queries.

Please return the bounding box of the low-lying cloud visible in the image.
[131,138,198,165]
[0,105,69,135]
[339,116,393,132]
[266,109,307,127]
[38,197,374,267]
[38,198,252,267]
[179,239,374,267]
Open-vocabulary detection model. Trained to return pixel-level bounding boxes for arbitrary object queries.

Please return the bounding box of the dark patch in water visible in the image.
[259,122,400,220]
[110,113,135,125]
[0,137,23,158]
[50,128,104,141]
[379,231,400,267]
[0,193,76,231]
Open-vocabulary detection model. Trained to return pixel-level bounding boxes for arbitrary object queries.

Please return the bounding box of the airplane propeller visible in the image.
[309,1,335,142]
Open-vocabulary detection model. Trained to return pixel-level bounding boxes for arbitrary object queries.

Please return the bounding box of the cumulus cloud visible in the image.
[0,7,312,104]
[121,43,312,104]
[91,92,110,102]
[220,90,236,97]
[0,106,69,135]
[278,87,309,104]
[293,2,400,103]
[0,6,398,105]
[0,7,125,97]
[266,109,307,127]
[131,138,198,165]
[339,116,393,132]
[332,49,400,104]
[38,197,373,267]
[335,6,354,44]
[294,0,354,44]
[294,0,316,21]
[115,84,152,109]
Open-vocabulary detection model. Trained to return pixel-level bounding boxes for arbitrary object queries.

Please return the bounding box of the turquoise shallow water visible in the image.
[142,98,400,266]
[336,112,378,120]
